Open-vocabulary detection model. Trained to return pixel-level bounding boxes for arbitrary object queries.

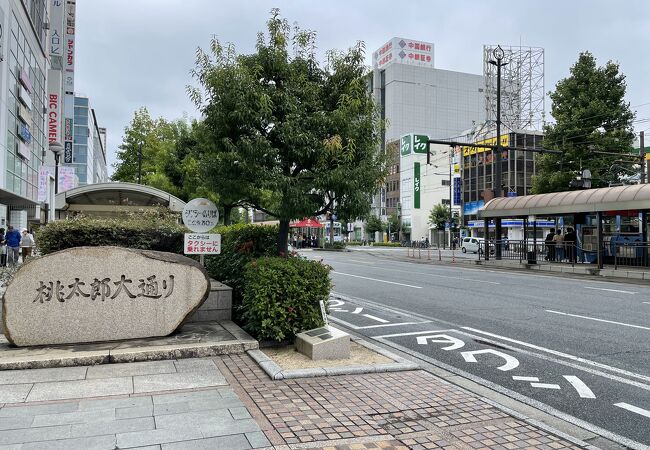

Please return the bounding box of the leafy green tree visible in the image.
[187,10,385,254]
[387,213,400,236]
[365,215,385,237]
[532,52,635,193]
[428,203,449,230]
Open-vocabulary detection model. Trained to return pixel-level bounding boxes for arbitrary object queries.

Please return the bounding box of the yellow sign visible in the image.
[462,135,509,157]
[454,164,460,174]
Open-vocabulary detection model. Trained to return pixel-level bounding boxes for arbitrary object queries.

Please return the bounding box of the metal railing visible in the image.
[611,242,650,269]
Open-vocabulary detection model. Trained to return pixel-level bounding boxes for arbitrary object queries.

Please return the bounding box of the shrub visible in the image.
[324,241,346,250]
[241,257,331,341]
[204,223,278,314]
[346,240,363,246]
[36,209,185,255]
[371,242,401,247]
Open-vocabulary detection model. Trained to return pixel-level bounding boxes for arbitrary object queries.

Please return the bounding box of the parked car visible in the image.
[461,237,484,254]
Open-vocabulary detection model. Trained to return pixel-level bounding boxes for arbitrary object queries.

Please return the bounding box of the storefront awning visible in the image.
[479,184,650,218]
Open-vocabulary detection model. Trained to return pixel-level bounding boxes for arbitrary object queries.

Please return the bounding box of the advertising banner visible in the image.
[38,166,54,202]
[400,134,411,156]
[50,0,64,57]
[462,135,509,157]
[64,141,73,163]
[47,69,62,143]
[64,0,75,94]
[373,37,434,70]
[453,176,461,206]
[58,166,77,192]
[413,134,429,154]
[414,162,421,209]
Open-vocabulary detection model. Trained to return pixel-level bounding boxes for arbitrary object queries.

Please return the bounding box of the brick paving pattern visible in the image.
[219,353,584,449]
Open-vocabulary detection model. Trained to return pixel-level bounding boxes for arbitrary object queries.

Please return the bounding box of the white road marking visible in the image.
[583,286,637,295]
[546,309,650,331]
[351,307,363,314]
[460,349,520,372]
[530,382,561,390]
[328,316,361,330]
[329,299,345,308]
[614,402,650,419]
[461,326,650,384]
[332,263,500,285]
[416,334,465,350]
[376,329,456,338]
[563,375,596,399]
[331,271,423,289]
[643,302,650,305]
[347,259,375,265]
[356,321,432,330]
[330,308,349,312]
[512,376,540,382]
[362,314,389,323]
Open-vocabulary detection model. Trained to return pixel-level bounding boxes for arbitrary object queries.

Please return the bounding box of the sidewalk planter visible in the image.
[240,257,331,342]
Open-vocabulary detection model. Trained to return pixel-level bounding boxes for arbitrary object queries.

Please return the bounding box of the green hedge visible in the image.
[36,210,185,255]
[346,241,363,246]
[241,257,331,341]
[204,223,278,314]
[372,242,401,247]
[324,241,346,250]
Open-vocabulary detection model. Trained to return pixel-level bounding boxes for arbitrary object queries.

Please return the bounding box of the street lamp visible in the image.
[49,141,64,194]
[489,45,508,259]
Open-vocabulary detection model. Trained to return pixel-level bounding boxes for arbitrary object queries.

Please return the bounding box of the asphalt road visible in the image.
[304,248,650,449]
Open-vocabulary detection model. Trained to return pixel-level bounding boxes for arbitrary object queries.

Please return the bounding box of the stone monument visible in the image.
[295,326,350,360]
[2,246,210,346]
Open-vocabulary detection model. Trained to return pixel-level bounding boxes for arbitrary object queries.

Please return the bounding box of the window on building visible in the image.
[441,179,451,186]
[441,199,451,205]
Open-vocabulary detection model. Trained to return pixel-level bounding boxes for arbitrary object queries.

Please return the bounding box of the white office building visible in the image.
[370,37,485,242]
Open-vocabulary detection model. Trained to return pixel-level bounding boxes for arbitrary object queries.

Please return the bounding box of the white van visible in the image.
[461,237,484,254]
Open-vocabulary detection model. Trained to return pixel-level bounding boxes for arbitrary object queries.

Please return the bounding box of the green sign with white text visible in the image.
[414,162,421,209]
[400,134,412,156]
[413,134,429,153]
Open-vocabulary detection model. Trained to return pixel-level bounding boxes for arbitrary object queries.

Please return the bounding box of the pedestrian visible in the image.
[564,227,577,263]
[5,225,21,266]
[553,230,564,261]
[21,228,35,261]
[544,228,556,261]
[0,228,5,267]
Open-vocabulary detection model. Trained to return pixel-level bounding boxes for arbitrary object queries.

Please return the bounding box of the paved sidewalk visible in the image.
[0,354,589,449]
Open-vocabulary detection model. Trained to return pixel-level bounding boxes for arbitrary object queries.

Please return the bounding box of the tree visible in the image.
[188,10,385,254]
[428,203,448,230]
[532,52,635,193]
[365,215,385,237]
[112,108,210,203]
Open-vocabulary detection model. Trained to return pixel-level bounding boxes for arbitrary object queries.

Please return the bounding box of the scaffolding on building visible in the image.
[481,45,545,138]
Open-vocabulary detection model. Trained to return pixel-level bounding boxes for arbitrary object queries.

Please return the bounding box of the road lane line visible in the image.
[545,310,650,331]
[331,262,500,285]
[356,321,432,330]
[328,316,360,330]
[331,271,423,288]
[376,329,456,338]
[643,302,650,305]
[347,259,375,265]
[362,314,389,323]
[563,375,596,399]
[513,376,539,382]
[351,307,363,314]
[583,286,637,294]
[461,326,650,383]
[614,402,650,419]
[530,383,561,390]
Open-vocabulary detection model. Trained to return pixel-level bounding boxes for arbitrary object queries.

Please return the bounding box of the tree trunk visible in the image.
[278,219,290,256]
[329,216,335,245]
[223,205,232,225]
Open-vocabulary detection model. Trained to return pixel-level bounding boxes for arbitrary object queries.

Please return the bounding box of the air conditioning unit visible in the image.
[43,21,50,30]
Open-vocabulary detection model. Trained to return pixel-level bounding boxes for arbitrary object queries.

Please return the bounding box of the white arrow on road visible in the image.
[416,334,465,351]
[461,349,520,372]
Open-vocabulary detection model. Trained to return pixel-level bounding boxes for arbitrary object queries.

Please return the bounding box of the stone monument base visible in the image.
[295,325,350,360]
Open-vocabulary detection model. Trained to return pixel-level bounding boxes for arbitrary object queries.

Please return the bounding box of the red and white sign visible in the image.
[373,37,434,70]
[184,233,221,255]
[47,69,62,143]
[64,0,75,94]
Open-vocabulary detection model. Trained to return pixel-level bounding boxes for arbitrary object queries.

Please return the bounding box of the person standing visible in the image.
[545,228,556,261]
[0,228,6,267]
[553,230,564,261]
[21,228,35,261]
[5,226,21,266]
[564,227,577,263]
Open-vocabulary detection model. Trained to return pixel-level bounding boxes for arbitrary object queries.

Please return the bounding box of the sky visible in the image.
[74,0,650,174]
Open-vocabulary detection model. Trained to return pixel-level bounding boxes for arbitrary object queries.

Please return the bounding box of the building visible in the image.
[62,95,107,185]
[369,38,486,240]
[0,0,50,230]
[461,130,544,237]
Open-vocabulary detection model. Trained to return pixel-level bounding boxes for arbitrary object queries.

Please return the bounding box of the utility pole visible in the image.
[137,141,143,184]
[641,131,646,184]
[448,151,452,248]
[489,46,507,259]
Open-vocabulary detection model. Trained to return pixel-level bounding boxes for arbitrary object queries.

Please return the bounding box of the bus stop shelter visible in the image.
[478,184,650,268]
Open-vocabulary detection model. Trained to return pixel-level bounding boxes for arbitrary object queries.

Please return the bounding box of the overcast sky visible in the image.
[74,0,650,173]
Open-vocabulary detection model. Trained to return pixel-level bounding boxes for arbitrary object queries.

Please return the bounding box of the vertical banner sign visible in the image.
[50,0,64,57]
[400,134,412,156]
[47,69,62,143]
[58,166,77,192]
[64,141,73,163]
[64,1,75,94]
[413,134,429,153]
[453,177,461,206]
[414,162,421,209]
